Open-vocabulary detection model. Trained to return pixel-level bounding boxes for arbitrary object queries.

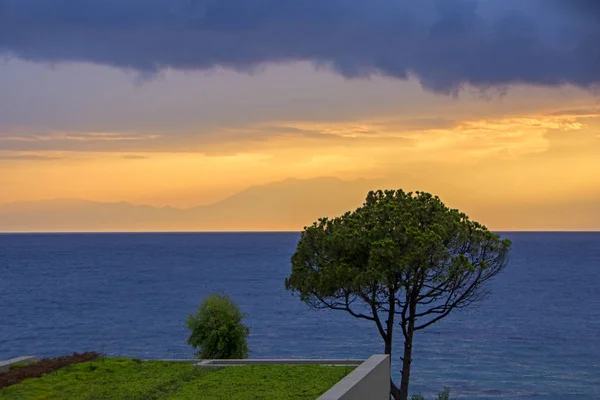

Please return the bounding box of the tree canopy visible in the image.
[187,293,250,360]
[285,190,511,400]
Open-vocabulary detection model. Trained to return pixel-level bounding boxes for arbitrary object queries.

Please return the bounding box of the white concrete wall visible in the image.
[317,355,390,400]
[196,359,363,367]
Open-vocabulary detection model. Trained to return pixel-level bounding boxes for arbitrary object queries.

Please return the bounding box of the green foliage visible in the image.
[286,190,511,321]
[0,359,351,400]
[0,358,210,400]
[7,362,33,371]
[186,293,250,360]
[285,189,511,399]
[411,387,457,400]
[170,365,353,400]
[437,387,457,400]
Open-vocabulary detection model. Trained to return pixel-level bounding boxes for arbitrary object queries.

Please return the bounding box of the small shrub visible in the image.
[437,387,457,400]
[411,388,457,400]
[186,293,250,359]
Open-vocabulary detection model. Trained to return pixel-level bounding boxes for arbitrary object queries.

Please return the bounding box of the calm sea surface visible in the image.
[0,232,599,399]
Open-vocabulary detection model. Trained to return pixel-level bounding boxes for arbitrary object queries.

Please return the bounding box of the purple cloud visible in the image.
[0,0,598,93]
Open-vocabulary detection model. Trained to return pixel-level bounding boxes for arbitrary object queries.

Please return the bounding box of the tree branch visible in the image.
[309,290,376,322]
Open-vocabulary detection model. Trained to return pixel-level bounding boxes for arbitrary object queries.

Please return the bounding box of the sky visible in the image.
[1,0,600,230]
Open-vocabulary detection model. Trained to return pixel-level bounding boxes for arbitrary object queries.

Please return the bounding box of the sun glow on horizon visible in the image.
[1,60,599,230]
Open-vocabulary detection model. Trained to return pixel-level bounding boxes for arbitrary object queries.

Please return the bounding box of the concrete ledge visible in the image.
[317,354,390,400]
[0,356,38,373]
[196,359,364,367]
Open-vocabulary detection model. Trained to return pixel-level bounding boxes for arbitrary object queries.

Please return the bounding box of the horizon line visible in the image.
[1,230,599,234]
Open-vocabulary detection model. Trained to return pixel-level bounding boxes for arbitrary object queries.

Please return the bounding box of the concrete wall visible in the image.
[197,359,363,367]
[317,355,390,400]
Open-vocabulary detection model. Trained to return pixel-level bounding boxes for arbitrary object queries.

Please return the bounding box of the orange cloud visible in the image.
[1,103,599,230]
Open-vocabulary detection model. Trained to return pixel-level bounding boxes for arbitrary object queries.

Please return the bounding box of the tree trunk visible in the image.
[390,379,401,400]
[399,325,415,400]
[384,338,392,355]
[383,336,399,399]
[385,293,398,399]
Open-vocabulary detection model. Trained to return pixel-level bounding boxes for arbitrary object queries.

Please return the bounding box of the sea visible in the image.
[0,232,598,399]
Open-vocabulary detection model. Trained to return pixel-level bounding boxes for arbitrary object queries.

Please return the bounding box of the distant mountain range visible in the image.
[0,177,382,232]
[1,177,598,231]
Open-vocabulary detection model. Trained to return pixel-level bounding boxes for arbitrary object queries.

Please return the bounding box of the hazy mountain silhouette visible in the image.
[0,177,380,232]
[1,177,598,231]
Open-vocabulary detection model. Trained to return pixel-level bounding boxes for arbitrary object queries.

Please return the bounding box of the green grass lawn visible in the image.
[0,358,354,400]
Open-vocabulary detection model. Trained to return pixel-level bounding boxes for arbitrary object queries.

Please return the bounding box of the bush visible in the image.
[437,387,456,400]
[186,293,250,359]
[411,387,457,400]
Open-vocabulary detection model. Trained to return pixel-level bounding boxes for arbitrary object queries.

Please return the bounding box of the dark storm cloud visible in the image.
[0,0,598,93]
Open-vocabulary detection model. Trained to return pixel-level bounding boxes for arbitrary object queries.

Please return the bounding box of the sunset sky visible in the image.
[1,0,600,230]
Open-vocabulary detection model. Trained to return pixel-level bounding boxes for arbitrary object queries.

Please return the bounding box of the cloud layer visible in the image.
[1,0,599,93]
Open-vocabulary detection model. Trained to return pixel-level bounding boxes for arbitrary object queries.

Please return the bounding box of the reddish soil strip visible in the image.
[0,352,100,389]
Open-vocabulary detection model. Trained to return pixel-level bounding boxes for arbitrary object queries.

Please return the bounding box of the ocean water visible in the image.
[0,232,598,399]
